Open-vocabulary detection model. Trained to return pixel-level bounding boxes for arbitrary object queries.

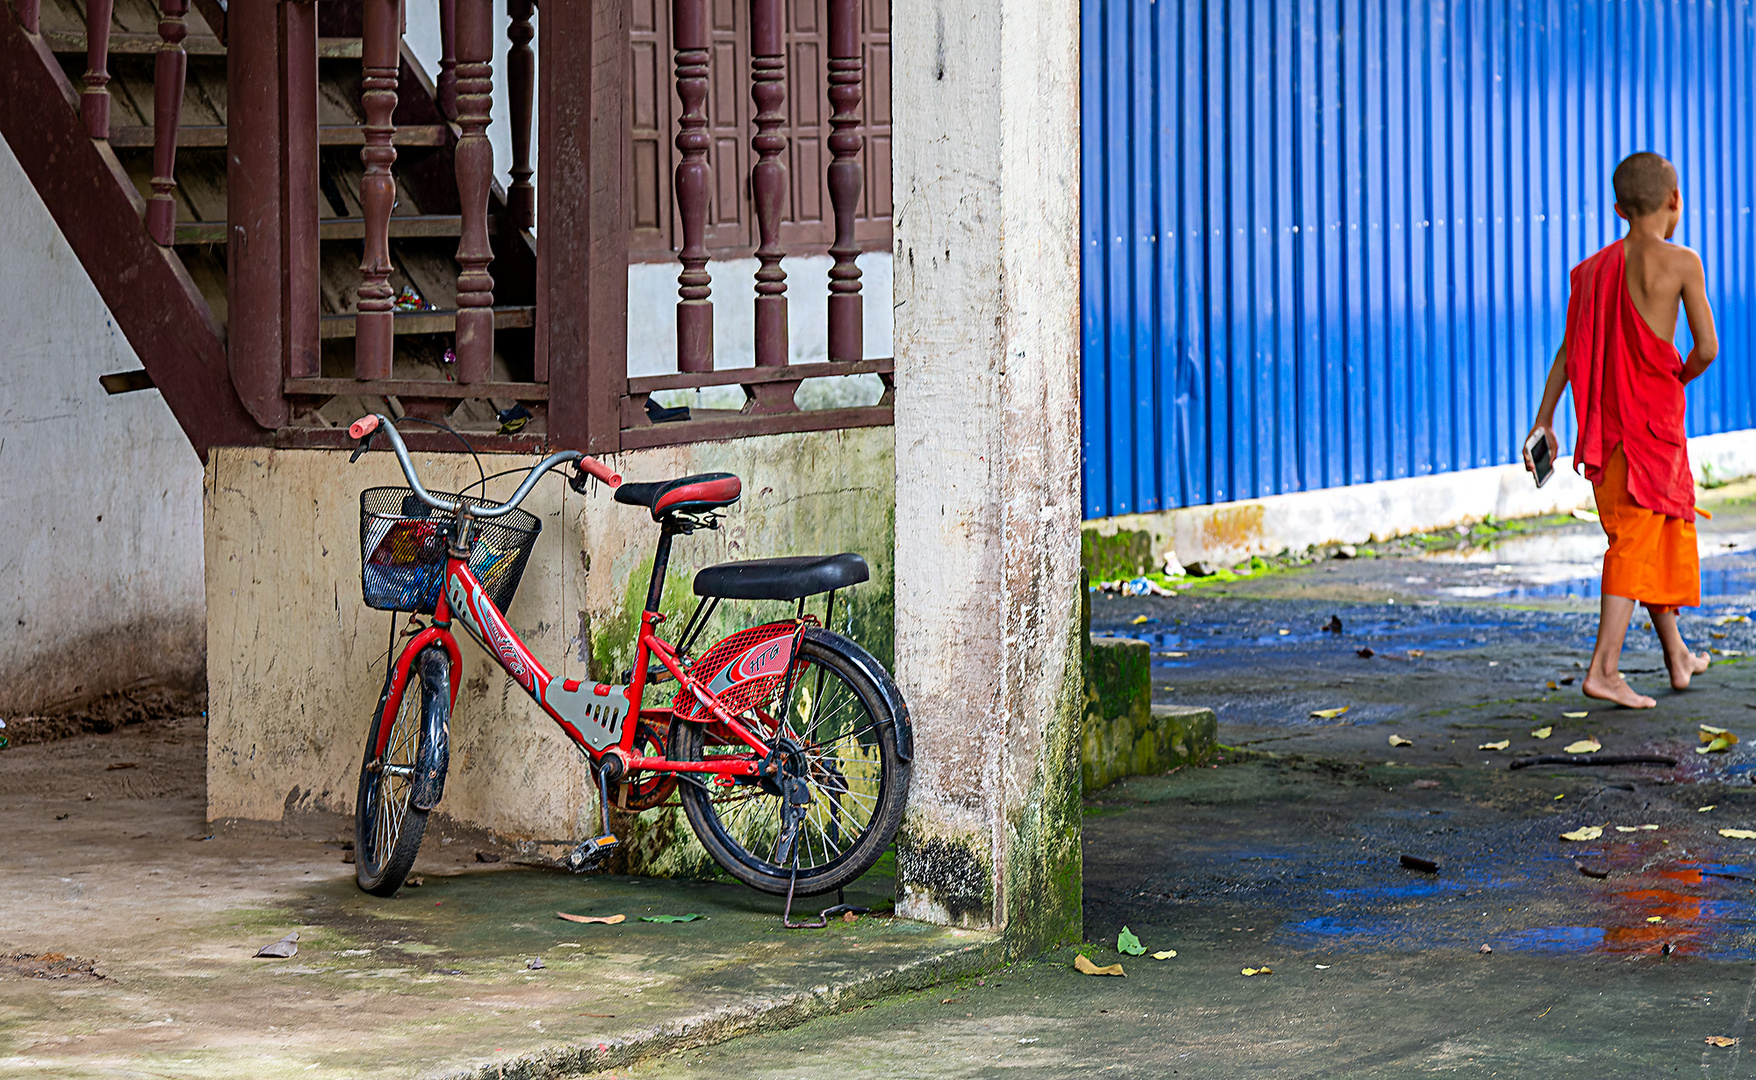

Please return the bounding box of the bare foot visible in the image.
[1664,648,1713,691]
[1582,670,1657,708]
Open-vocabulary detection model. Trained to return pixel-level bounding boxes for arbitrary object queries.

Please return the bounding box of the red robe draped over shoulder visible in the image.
[1564,240,1696,521]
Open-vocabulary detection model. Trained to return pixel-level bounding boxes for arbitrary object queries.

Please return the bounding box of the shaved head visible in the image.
[1613,152,1678,217]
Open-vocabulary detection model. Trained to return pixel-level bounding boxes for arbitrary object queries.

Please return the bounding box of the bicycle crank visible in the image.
[771,748,814,868]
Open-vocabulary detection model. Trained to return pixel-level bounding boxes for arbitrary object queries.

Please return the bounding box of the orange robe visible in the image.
[1594,446,1699,610]
[1564,240,1700,611]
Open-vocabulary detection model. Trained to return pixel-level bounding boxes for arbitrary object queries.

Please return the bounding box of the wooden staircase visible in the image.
[27,0,540,438]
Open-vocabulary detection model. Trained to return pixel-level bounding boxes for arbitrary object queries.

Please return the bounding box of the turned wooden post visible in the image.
[145,0,189,245]
[672,0,712,372]
[749,0,787,367]
[826,0,863,362]
[17,0,40,35]
[453,0,496,383]
[437,0,457,119]
[507,0,535,229]
[81,0,114,138]
[355,0,401,380]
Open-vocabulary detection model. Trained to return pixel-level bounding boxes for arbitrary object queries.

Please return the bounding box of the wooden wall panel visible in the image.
[627,0,891,263]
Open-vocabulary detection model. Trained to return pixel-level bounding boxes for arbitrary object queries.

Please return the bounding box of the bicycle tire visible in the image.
[355,646,447,896]
[672,628,910,897]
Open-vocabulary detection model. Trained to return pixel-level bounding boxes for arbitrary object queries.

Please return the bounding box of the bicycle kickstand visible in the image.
[781,852,829,930]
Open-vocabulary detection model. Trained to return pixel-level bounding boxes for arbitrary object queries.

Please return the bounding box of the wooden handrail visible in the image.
[81,0,113,138]
[355,0,401,380]
[826,0,864,362]
[145,0,189,246]
[672,0,712,373]
[452,0,496,384]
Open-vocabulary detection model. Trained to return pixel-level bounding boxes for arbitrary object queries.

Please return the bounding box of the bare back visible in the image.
[1622,235,1710,345]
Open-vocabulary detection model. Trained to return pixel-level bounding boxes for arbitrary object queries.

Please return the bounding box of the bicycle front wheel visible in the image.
[354,646,447,896]
[672,628,910,897]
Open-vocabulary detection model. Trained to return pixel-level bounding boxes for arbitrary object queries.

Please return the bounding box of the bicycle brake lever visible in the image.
[349,431,376,464]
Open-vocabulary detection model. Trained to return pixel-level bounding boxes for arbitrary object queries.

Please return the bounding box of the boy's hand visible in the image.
[1523,423,1558,473]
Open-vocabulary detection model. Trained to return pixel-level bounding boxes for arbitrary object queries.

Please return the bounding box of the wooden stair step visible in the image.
[175,215,464,245]
[285,378,547,400]
[42,32,362,57]
[317,306,536,340]
[108,124,449,149]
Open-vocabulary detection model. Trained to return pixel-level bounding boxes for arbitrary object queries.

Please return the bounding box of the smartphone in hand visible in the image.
[1524,431,1555,488]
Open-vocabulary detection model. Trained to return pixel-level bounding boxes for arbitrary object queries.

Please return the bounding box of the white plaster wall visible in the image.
[1091,428,1756,572]
[891,0,1084,932]
[0,134,206,714]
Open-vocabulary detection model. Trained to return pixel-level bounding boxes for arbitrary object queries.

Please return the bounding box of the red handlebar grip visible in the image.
[578,456,621,487]
[348,415,381,440]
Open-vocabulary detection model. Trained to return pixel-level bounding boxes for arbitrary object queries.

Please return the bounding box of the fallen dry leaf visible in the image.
[1311,706,1350,720]
[1699,725,1740,745]
[557,913,626,925]
[1131,615,1149,625]
[1408,649,1426,659]
[1698,736,1737,755]
[1714,649,1747,657]
[1531,726,1553,739]
[1412,779,1441,790]
[1706,1036,1739,1048]
[1074,954,1125,977]
[1387,735,1413,747]
[1560,826,1604,841]
[1646,916,1664,924]
[1159,651,1189,658]
[1478,740,1510,751]
[1719,829,1756,840]
[1613,825,1660,832]
[1562,711,1589,719]
[1547,681,1559,690]
[1240,967,1273,976]
[1152,950,1177,960]
[1700,805,1718,813]
[1563,737,1602,754]
[1314,963,1331,969]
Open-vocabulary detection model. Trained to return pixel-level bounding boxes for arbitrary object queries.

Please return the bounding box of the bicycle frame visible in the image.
[374,535,783,782]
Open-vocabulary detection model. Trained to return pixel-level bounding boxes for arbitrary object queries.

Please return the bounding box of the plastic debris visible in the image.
[1387,735,1413,747]
[1400,855,1439,874]
[1479,944,1492,954]
[254,932,299,959]
[526,957,545,970]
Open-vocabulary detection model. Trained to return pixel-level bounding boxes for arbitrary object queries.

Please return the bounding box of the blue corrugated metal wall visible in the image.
[1081,0,1756,519]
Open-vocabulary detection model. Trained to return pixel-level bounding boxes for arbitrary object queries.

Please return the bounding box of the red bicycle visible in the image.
[346,415,912,908]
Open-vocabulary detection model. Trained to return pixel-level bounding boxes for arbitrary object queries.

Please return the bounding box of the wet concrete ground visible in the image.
[594,483,1756,1078]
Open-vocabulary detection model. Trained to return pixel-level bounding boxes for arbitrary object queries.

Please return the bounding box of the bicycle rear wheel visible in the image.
[354,646,447,896]
[672,628,909,897]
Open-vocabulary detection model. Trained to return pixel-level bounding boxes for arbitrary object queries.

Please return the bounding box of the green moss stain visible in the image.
[897,833,994,926]
[1081,528,1154,581]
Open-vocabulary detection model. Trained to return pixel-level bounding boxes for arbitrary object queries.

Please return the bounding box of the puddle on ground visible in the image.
[1122,611,1575,671]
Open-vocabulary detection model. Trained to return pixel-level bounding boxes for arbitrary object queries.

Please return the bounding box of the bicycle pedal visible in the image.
[567,833,620,872]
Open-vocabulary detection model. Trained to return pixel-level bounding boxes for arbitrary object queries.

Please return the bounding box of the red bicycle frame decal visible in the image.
[376,554,776,780]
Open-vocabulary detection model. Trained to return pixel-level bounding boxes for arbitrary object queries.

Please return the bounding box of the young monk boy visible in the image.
[1525,151,1718,709]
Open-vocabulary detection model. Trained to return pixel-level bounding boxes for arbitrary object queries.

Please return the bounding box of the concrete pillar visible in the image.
[890,0,1083,952]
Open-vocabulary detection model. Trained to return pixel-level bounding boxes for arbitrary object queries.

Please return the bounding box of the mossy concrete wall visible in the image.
[204,429,893,870]
[1082,635,1216,791]
[890,0,1084,956]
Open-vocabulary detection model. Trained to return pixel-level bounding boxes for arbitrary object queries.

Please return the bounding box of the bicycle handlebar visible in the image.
[349,413,620,518]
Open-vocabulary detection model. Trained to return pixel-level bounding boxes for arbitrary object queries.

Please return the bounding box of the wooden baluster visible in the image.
[453,0,495,383]
[672,0,712,372]
[145,0,189,245]
[81,0,114,138]
[749,0,787,368]
[17,0,40,35]
[437,0,457,120]
[826,0,863,362]
[507,0,535,230]
[355,0,401,380]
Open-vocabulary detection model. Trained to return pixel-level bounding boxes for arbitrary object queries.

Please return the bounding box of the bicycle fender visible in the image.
[410,646,452,811]
[803,628,913,762]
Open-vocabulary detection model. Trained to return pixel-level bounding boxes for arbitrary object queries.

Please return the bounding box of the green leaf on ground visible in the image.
[1117,927,1146,956]
[639,914,705,923]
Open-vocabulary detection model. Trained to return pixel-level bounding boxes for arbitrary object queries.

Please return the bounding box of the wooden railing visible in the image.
[15,0,892,453]
[619,0,892,449]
